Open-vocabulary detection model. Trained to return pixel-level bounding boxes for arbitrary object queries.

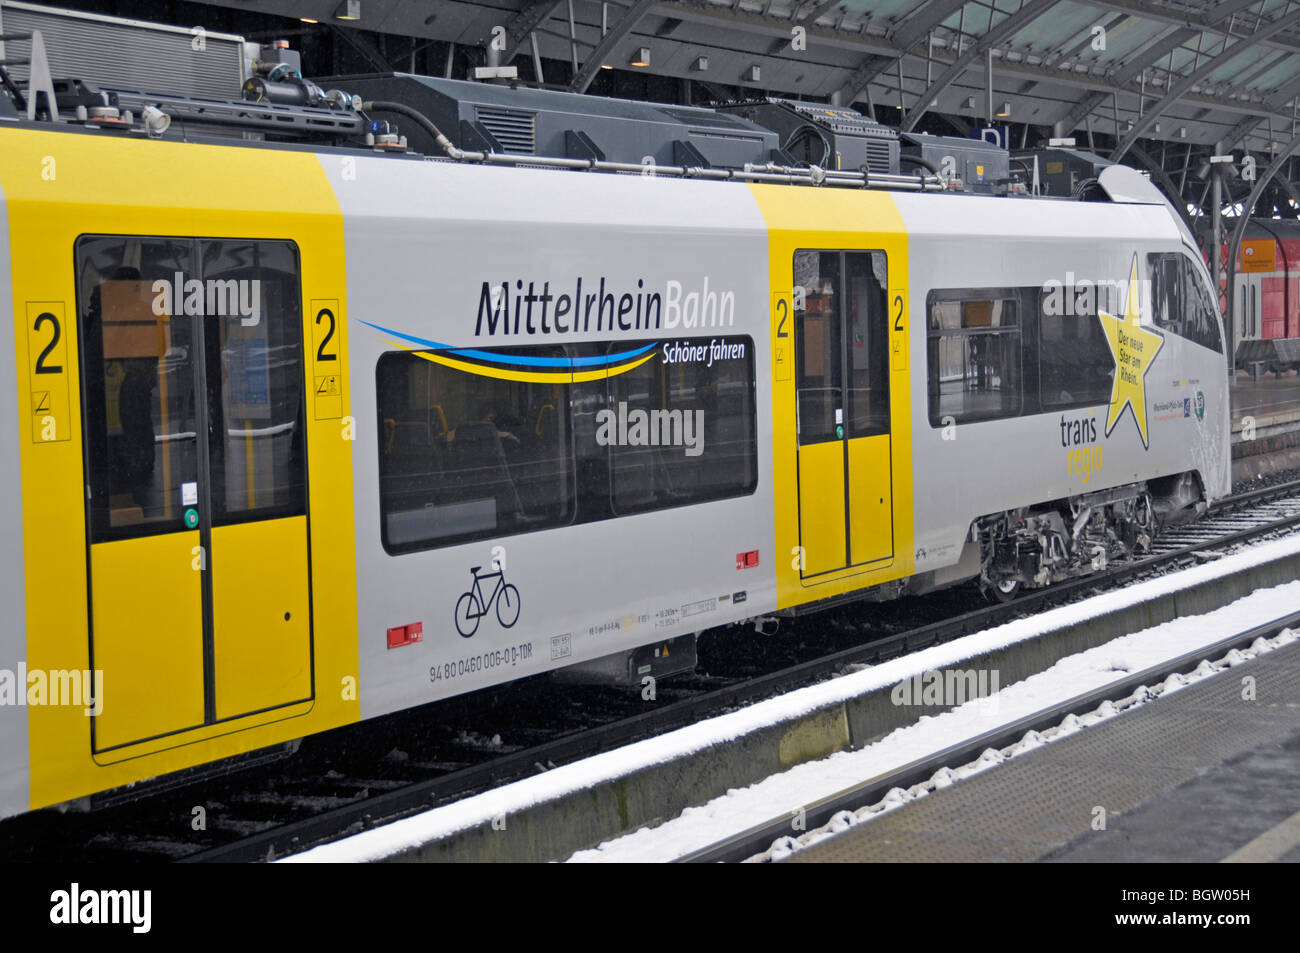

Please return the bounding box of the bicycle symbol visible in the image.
[454,565,521,638]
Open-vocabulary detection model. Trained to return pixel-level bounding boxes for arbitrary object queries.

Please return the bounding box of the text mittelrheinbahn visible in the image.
[475,277,735,336]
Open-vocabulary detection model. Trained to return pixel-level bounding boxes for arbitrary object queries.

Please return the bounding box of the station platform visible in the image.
[1231,370,1300,421]
[1230,372,1300,480]
[785,638,1300,863]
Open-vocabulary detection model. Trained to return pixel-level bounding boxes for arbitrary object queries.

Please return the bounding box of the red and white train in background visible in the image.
[1204,220,1300,372]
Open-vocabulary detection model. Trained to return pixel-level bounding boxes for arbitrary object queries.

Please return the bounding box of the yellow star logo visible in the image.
[1099,254,1164,449]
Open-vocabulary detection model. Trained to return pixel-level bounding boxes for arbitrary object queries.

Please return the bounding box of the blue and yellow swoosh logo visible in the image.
[360,320,658,383]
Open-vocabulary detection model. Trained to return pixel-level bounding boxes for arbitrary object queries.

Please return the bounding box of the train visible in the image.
[0,11,1230,824]
[1210,219,1300,374]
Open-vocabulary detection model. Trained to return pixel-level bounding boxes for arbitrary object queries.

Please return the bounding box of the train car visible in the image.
[1213,219,1300,373]
[0,73,1230,824]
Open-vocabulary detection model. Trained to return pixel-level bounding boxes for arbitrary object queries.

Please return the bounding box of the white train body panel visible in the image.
[896,191,1231,573]
[326,158,778,716]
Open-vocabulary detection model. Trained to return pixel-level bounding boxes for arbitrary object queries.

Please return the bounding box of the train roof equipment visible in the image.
[0,0,1206,210]
[898,131,1008,194]
[715,98,901,176]
[326,73,790,173]
[1011,145,1116,200]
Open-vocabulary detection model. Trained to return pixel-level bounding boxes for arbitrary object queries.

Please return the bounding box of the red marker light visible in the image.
[387,622,424,648]
[736,550,760,570]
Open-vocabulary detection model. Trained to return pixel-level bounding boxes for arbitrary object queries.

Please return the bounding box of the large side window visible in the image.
[1038,291,1115,409]
[927,290,1022,425]
[608,338,756,515]
[376,336,757,554]
[376,347,573,553]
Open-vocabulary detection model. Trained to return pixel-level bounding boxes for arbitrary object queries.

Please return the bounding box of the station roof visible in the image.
[188,0,1300,160]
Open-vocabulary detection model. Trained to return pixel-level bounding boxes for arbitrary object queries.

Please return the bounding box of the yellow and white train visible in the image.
[0,73,1229,821]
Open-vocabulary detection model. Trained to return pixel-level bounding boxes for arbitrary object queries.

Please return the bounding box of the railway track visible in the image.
[679,609,1300,864]
[1156,478,1300,553]
[4,476,1300,863]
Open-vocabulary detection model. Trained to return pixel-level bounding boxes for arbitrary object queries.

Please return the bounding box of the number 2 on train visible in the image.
[310,299,344,419]
[773,293,791,381]
[25,302,70,443]
[891,291,907,371]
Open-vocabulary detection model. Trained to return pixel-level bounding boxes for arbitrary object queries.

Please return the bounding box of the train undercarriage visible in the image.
[974,472,1206,600]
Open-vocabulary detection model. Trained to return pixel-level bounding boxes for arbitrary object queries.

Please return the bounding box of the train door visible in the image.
[1238,274,1262,341]
[792,249,893,577]
[76,236,313,752]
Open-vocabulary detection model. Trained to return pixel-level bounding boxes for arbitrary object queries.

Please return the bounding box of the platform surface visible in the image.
[1232,372,1300,421]
[786,638,1300,863]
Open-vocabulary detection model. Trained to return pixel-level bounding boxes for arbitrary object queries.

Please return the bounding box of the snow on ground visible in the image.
[283,531,1300,863]
[569,586,1300,862]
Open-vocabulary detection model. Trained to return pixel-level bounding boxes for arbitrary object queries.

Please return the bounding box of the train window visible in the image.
[926,290,1022,425]
[204,240,307,524]
[607,337,757,515]
[569,349,615,524]
[793,250,843,444]
[376,335,758,554]
[1180,255,1223,354]
[1149,252,1224,353]
[78,236,308,544]
[78,237,201,542]
[1149,254,1183,337]
[375,346,574,553]
[845,253,890,438]
[793,250,889,442]
[1037,295,1114,410]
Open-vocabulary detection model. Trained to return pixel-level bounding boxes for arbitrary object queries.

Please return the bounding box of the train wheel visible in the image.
[455,593,480,638]
[990,578,1021,603]
[497,584,521,628]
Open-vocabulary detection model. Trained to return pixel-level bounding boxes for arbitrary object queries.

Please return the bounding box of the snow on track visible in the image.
[284,532,1300,863]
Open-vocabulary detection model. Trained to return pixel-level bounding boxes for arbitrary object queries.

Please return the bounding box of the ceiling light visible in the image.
[996,101,1011,117]
[964,96,976,110]
[745,65,761,83]
[630,47,650,68]
[692,55,708,71]
[333,0,360,21]
[300,17,318,24]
